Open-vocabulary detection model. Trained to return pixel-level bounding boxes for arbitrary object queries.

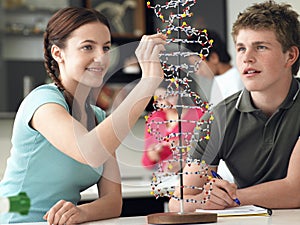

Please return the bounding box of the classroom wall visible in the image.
[1,0,300,180]
[0,118,13,179]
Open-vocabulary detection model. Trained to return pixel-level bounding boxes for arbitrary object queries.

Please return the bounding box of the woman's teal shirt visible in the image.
[0,84,105,223]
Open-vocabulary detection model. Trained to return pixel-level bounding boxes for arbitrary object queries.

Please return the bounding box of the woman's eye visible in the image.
[103,46,111,52]
[82,45,93,51]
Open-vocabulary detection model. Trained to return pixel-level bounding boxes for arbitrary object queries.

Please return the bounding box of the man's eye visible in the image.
[257,45,267,50]
[237,47,246,52]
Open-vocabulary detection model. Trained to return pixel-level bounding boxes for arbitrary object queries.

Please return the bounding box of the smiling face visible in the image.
[235,29,293,93]
[52,21,111,91]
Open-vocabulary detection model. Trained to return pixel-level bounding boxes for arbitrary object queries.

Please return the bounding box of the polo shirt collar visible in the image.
[236,77,300,112]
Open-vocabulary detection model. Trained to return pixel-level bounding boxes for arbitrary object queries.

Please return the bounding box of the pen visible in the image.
[211,170,241,205]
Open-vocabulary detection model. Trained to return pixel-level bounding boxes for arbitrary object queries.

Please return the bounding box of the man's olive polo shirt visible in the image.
[190,77,300,188]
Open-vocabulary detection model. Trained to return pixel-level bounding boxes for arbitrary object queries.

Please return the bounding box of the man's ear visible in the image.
[51,45,63,63]
[286,46,299,67]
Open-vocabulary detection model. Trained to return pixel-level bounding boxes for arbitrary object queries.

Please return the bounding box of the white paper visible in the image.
[196,205,271,217]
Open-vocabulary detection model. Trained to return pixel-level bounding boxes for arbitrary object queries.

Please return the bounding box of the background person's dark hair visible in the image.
[185,30,231,63]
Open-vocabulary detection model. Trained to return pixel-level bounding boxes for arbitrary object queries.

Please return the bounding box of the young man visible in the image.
[169,0,300,212]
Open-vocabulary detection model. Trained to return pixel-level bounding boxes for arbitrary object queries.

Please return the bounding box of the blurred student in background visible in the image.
[142,82,204,171]
[186,30,244,105]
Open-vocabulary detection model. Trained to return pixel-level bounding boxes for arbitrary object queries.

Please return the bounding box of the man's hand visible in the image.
[200,178,239,209]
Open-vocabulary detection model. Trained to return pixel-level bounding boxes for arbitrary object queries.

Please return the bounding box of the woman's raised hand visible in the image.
[135,33,167,79]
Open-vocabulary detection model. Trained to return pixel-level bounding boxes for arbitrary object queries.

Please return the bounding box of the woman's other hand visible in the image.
[44,200,86,225]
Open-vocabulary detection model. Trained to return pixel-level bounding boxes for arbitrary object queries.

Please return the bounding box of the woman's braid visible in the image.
[43,31,65,91]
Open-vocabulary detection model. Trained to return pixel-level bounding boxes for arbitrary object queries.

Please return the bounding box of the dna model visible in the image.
[145,0,216,211]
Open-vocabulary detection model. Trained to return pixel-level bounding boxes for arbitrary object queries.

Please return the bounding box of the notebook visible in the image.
[196,205,272,217]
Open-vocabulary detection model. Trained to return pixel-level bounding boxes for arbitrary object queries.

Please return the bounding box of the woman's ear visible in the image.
[51,45,63,63]
[286,46,299,67]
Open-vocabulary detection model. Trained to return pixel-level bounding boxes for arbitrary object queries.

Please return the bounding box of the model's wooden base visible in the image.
[147,212,217,224]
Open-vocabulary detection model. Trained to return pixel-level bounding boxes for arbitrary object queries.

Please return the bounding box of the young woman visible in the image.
[0,7,166,224]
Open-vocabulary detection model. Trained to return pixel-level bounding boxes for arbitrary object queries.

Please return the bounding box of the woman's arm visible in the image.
[44,154,122,225]
[31,34,166,167]
[78,153,122,222]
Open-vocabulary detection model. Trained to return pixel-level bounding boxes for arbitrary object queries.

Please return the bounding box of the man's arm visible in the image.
[168,163,207,212]
[168,163,242,212]
[237,139,300,208]
[168,163,238,211]
[169,139,300,212]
